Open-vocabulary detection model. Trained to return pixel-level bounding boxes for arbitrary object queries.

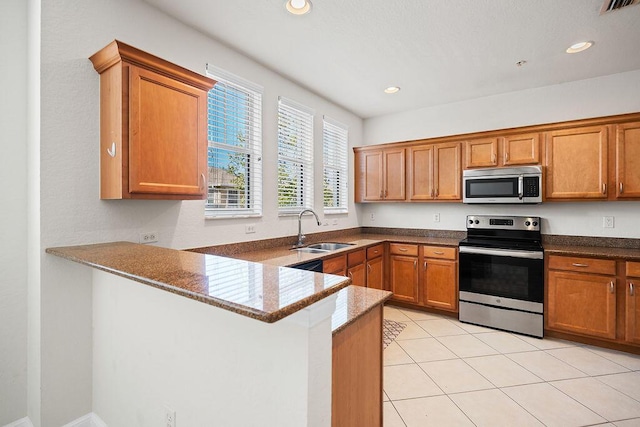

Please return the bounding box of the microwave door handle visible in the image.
[518,175,524,200]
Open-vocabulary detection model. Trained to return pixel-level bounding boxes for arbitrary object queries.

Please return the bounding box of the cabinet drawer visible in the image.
[347,249,366,268]
[323,255,346,275]
[389,243,418,256]
[422,245,457,260]
[548,255,616,276]
[627,261,640,278]
[366,244,384,259]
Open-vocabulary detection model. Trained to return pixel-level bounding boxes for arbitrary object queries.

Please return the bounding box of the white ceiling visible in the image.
[143,0,640,119]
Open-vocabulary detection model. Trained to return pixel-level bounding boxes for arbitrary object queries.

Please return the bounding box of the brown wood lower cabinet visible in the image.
[627,262,640,345]
[332,305,382,427]
[422,259,458,311]
[547,270,617,339]
[389,243,420,303]
[366,256,384,290]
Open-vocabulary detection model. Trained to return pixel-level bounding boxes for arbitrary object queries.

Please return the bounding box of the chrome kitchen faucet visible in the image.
[295,209,321,248]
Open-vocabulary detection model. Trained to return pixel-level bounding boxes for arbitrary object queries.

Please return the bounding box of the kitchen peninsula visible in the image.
[46,241,391,426]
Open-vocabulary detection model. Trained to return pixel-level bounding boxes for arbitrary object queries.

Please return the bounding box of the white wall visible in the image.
[362,70,640,238]
[0,0,28,424]
[33,0,363,425]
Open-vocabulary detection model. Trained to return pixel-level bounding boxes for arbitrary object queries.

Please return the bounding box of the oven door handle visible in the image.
[459,246,543,260]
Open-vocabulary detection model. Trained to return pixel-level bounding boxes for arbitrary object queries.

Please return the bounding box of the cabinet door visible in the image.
[626,279,640,345]
[422,259,458,311]
[434,143,461,200]
[407,145,434,200]
[348,263,366,287]
[361,151,384,201]
[464,138,498,168]
[547,270,616,339]
[545,126,608,199]
[384,148,406,200]
[324,255,346,276]
[503,133,540,166]
[366,256,384,290]
[129,66,207,196]
[615,121,640,199]
[390,255,419,303]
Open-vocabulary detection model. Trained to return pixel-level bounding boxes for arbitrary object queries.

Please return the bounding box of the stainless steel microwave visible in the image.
[463,166,542,204]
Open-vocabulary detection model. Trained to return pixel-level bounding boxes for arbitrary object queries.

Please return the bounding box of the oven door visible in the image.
[463,175,522,203]
[459,246,544,304]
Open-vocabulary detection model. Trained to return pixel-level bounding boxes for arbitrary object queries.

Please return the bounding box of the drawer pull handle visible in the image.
[609,281,615,294]
[572,263,589,267]
[348,271,353,279]
[200,173,206,191]
[367,264,371,273]
[620,182,624,194]
[414,260,417,269]
[492,152,496,164]
[631,282,635,296]
[374,250,379,254]
[433,251,444,255]
[424,261,427,270]
[399,248,408,252]
[602,182,607,194]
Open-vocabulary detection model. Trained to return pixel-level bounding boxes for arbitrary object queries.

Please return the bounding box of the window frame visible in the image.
[277,96,315,215]
[205,65,263,218]
[322,116,349,214]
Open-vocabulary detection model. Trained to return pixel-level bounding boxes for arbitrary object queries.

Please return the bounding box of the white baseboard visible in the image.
[2,418,33,427]
[61,413,107,427]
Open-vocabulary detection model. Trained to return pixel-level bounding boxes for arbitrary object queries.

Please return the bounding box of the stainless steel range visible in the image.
[458,215,544,338]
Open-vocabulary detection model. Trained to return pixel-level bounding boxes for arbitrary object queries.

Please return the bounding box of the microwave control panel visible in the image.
[523,177,540,197]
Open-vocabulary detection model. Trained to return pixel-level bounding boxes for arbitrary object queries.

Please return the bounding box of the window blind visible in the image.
[323,116,348,213]
[206,65,263,217]
[277,97,314,214]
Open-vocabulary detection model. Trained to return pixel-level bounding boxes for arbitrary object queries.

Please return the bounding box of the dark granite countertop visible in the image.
[544,244,640,261]
[46,242,351,323]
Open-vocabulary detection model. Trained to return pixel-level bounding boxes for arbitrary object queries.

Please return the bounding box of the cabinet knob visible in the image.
[106,142,116,158]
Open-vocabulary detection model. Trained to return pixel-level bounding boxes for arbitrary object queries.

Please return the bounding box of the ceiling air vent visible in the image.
[600,0,640,14]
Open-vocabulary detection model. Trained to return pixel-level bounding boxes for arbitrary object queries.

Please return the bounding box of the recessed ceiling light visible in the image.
[566,41,593,54]
[384,86,400,94]
[286,0,312,15]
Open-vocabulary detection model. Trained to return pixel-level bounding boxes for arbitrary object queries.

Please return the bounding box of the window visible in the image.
[205,65,263,217]
[323,116,348,213]
[277,97,314,214]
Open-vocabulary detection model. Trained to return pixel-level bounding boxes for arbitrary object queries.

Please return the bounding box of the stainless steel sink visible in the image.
[293,247,330,254]
[291,242,355,253]
[307,242,355,251]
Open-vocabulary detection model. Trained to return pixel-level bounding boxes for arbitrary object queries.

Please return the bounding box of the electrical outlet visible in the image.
[164,407,176,427]
[603,216,614,228]
[139,232,158,244]
[433,213,440,223]
[245,224,256,234]
[369,213,375,222]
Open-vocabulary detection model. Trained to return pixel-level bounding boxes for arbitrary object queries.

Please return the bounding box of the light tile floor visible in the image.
[383,305,640,427]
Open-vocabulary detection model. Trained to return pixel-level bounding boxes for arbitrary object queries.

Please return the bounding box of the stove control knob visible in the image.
[525,221,531,226]
[474,220,480,224]
[533,221,538,227]
[468,219,474,224]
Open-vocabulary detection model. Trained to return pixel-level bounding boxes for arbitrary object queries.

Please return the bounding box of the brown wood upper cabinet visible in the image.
[89,40,215,200]
[355,148,405,202]
[615,121,640,199]
[465,134,540,169]
[545,125,609,200]
[408,142,461,201]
